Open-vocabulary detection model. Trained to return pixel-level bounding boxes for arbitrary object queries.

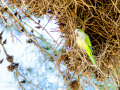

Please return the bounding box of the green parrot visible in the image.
[74,29,97,67]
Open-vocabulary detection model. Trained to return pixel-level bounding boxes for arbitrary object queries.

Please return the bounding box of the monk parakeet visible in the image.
[74,29,97,67]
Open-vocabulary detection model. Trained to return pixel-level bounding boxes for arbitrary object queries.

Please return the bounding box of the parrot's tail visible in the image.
[89,55,97,67]
[85,47,98,68]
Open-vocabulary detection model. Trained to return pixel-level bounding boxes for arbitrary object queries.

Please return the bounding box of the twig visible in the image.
[15,70,23,90]
[1,14,37,44]
[19,8,56,43]
[0,42,7,56]
[87,74,98,90]
[15,69,42,90]
[110,0,120,13]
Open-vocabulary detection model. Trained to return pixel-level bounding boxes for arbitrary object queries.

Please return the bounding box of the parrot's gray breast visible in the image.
[76,32,87,48]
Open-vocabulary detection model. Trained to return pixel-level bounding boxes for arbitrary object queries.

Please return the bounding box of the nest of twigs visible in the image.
[1,0,120,89]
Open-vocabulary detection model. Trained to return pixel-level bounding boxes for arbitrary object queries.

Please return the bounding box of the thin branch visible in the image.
[15,69,42,90]
[0,42,7,56]
[15,71,23,90]
[19,8,57,43]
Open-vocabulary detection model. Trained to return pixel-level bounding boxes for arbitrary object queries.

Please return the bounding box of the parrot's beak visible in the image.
[75,31,78,37]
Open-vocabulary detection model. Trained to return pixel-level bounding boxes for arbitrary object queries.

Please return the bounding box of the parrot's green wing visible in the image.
[85,34,92,47]
[85,33,93,53]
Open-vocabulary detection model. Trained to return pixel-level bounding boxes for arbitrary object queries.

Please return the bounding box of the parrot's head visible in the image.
[74,29,84,37]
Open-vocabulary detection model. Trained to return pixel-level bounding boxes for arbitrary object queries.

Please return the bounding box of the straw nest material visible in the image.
[2,0,120,89]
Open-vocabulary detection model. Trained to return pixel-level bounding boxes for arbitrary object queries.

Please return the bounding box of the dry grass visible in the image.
[0,0,120,89]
